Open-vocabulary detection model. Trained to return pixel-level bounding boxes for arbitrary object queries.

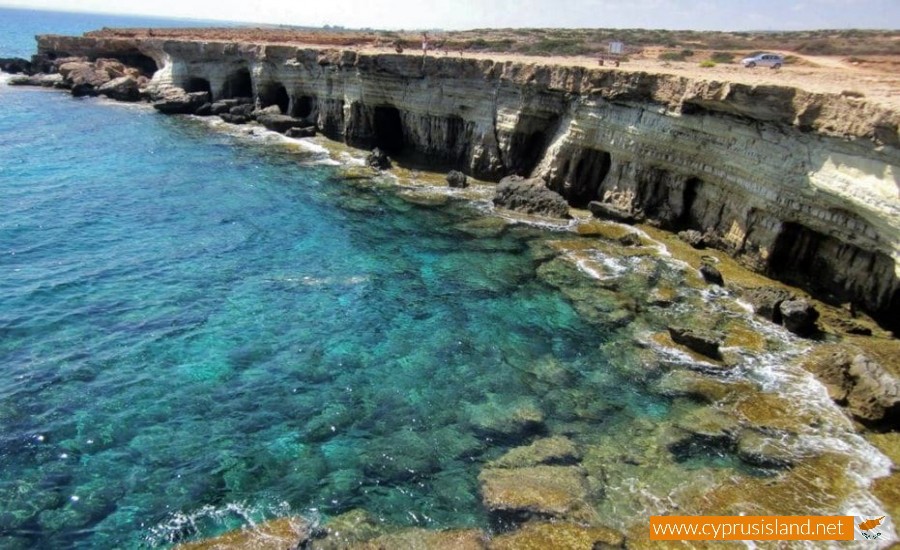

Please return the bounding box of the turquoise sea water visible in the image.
[0,10,680,548]
[3,9,894,550]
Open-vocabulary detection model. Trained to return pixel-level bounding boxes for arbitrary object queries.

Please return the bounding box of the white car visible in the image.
[742,53,784,69]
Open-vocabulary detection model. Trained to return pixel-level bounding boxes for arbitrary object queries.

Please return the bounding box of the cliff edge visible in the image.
[30,34,900,331]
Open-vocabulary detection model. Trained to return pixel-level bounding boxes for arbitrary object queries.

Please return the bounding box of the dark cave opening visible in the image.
[118,52,158,76]
[184,77,212,96]
[678,177,701,229]
[293,95,314,119]
[568,148,612,207]
[259,83,290,114]
[508,114,560,176]
[222,68,253,100]
[373,105,405,155]
[769,222,822,284]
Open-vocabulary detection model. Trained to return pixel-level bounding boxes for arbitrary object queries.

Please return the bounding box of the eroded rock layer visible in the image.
[32,34,900,330]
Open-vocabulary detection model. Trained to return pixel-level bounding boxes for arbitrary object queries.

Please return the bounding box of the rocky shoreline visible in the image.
[3,34,900,547]
[5,32,899,334]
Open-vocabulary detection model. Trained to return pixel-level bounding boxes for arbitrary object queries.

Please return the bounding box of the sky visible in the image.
[0,0,898,30]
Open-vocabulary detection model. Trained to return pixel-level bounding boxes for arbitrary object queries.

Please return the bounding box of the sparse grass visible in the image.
[699,60,716,68]
[710,51,735,64]
[87,27,900,58]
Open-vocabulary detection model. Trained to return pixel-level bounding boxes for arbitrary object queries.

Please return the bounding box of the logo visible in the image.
[856,515,887,541]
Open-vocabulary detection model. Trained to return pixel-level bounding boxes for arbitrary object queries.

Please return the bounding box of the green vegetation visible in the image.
[710,51,735,63]
[699,60,716,68]
[659,51,688,61]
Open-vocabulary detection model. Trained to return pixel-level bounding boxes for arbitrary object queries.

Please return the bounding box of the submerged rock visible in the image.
[487,436,580,469]
[478,465,595,522]
[490,521,624,549]
[366,147,392,170]
[779,299,819,336]
[175,516,310,549]
[736,430,798,468]
[493,176,570,218]
[667,326,723,360]
[446,170,469,188]
[466,399,545,439]
[355,528,488,549]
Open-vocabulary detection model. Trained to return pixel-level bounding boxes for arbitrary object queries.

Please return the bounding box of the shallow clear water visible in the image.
[0,77,675,546]
[1,9,893,550]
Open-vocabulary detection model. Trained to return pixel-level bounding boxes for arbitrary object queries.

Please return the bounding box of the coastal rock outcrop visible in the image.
[493,176,570,218]
[447,170,468,188]
[152,88,209,114]
[20,34,900,331]
[667,326,723,360]
[97,75,140,102]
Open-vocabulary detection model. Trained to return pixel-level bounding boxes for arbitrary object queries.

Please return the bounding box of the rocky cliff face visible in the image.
[33,34,900,331]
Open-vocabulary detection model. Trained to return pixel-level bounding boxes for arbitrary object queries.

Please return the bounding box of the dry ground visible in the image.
[87,27,900,111]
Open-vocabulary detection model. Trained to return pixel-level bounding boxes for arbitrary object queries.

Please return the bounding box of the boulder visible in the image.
[152,88,210,115]
[194,102,213,116]
[743,286,793,322]
[699,262,724,286]
[493,176,570,218]
[0,57,32,74]
[478,465,595,522]
[285,126,317,138]
[97,76,140,102]
[366,147,392,170]
[210,100,238,115]
[588,201,637,223]
[678,229,707,249]
[62,62,112,96]
[229,103,255,117]
[256,114,302,133]
[667,326,723,359]
[7,75,43,86]
[220,113,250,124]
[779,299,819,336]
[252,104,283,117]
[446,170,469,188]
[846,354,899,425]
[618,232,641,247]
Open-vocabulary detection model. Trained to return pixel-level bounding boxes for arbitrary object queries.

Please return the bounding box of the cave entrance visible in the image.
[769,222,821,283]
[184,77,212,96]
[259,83,290,114]
[568,149,612,206]
[508,114,560,176]
[118,52,158,76]
[292,95,314,119]
[373,105,405,155]
[222,68,253,100]
[678,177,700,229]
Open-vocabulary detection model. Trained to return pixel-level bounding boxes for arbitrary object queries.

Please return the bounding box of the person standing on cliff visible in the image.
[422,32,429,57]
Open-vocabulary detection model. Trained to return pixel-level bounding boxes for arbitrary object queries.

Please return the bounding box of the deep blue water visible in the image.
[0,9,676,549]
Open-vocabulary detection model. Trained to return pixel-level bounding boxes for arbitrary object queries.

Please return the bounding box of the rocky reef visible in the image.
[13,33,898,332]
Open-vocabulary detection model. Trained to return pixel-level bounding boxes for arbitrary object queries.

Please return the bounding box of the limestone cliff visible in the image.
[32,34,900,331]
